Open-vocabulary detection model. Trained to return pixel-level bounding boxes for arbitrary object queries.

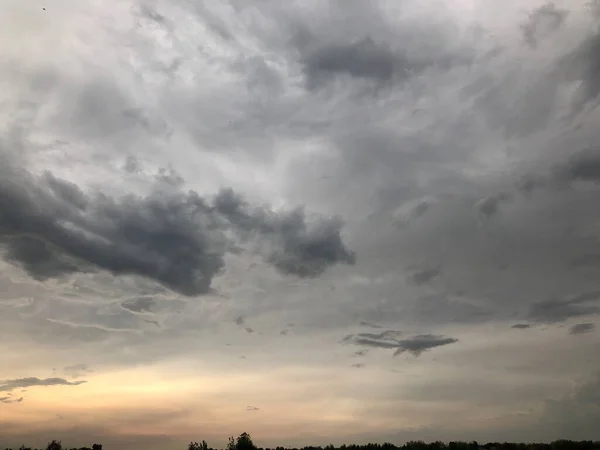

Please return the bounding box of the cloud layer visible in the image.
[2,0,600,448]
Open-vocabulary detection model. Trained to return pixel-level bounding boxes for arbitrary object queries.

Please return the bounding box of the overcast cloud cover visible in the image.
[1,0,600,448]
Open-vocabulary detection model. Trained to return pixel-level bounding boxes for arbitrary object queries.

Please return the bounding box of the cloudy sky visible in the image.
[1,0,600,448]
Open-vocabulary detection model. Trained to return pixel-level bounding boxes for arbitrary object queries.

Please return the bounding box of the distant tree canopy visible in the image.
[4,435,600,450]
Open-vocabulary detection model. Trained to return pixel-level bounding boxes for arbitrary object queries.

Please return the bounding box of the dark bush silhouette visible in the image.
[46,441,61,450]
[189,441,209,450]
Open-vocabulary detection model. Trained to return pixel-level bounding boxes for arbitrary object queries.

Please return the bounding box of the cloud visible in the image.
[410,266,442,285]
[121,297,155,313]
[343,330,458,357]
[123,156,142,174]
[569,323,596,335]
[392,334,459,357]
[213,188,356,278]
[155,166,185,187]
[554,148,600,185]
[540,374,600,439]
[359,321,383,329]
[0,162,354,295]
[511,324,532,329]
[528,292,600,323]
[0,396,23,404]
[63,364,93,379]
[475,193,512,218]
[245,406,260,411]
[350,363,365,369]
[302,37,408,88]
[234,315,245,326]
[0,377,87,392]
[521,2,569,47]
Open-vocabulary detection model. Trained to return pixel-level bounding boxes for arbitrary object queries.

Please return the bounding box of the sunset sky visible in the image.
[1,0,600,449]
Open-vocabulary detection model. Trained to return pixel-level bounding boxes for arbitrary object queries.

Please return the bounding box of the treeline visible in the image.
[5,433,600,450]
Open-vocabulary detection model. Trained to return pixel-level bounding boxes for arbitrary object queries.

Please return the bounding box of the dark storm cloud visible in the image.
[555,148,600,185]
[511,324,532,329]
[527,291,600,323]
[521,2,569,47]
[0,377,87,392]
[0,162,354,295]
[343,330,457,357]
[286,0,472,93]
[213,188,356,278]
[121,297,155,313]
[569,323,596,335]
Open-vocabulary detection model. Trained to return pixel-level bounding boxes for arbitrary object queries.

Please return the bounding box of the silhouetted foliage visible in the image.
[4,436,600,450]
[189,441,209,450]
[46,441,62,450]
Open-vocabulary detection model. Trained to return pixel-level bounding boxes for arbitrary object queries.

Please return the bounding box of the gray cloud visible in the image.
[554,148,600,185]
[121,297,155,313]
[234,315,245,326]
[4,0,600,444]
[63,364,93,379]
[475,192,512,218]
[302,37,409,88]
[392,334,459,357]
[213,188,356,278]
[344,330,457,357]
[540,374,600,439]
[359,321,383,329]
[569,323,596,335]
[0,163,354,295]
[123,156,142,174]
[528,292,600,323]
[155,166,185,187]
[521,2,569,47]
[410,266,442,285]
[0,377,87,392]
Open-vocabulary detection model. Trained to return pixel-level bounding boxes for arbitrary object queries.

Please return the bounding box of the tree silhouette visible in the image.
[46,441,62,450]
[91,445,102,450]
[189,441,209,450]
[236,433,257,450]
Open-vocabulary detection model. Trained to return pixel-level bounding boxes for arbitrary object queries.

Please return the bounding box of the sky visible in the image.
[1,0,600,448]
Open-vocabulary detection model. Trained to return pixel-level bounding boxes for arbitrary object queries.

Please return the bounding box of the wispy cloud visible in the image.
[0,377,87,392]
